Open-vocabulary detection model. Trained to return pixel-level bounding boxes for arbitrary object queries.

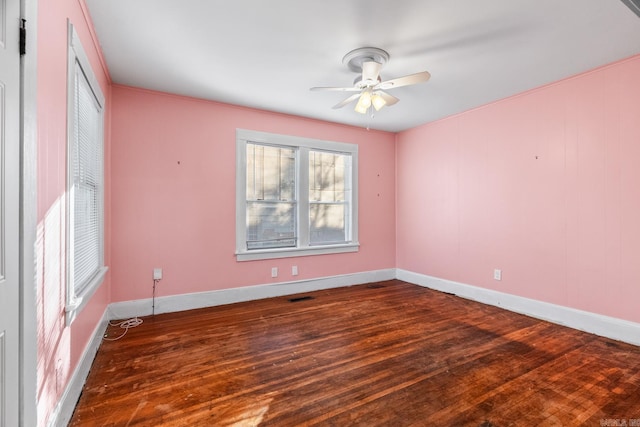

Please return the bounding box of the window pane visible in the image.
[309,151,351,245]
[246,142,297,250]
[247,144,296,201]
[309,151,348,202]
[247,201,296,249]
[310,203,346,245]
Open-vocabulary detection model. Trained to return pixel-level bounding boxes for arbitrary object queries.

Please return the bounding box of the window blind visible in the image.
[71,63,103,295]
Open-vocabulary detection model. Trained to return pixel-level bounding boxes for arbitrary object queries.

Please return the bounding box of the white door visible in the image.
[0,0,21,424]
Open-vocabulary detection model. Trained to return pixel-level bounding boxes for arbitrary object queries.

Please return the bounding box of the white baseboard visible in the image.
[48,309,109,427]
[108,269,397,320]
[397,269,640,347]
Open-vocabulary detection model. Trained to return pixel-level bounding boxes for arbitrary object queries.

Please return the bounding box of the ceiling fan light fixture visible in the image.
[371,92,387,111]
[355,89,372,114]
[354,100,369,114]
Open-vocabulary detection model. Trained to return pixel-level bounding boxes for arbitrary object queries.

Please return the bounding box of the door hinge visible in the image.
[20,19,26,56]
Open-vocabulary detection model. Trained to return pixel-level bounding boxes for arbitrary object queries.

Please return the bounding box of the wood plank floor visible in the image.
[70,280,640,426]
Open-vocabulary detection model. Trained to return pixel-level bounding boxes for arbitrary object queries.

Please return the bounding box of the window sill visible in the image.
[65,266,109,326]
[236,243,359,261]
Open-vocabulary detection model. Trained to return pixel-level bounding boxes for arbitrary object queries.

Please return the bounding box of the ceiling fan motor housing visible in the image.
[343,47,390,73]
[353,75,382,89]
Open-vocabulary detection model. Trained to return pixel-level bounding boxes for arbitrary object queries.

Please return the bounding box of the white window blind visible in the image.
[66,22,107,324]
[70,65,103,294]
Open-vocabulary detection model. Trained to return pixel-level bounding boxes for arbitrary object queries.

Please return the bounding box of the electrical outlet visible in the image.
[153,268,163,280]
[494,269,502,281]
[271,267,278,278]
[292,266,298,276]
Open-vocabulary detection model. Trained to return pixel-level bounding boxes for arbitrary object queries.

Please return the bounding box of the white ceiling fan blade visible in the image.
[377,71,431,90]
[310,86,360,92]
[377,91,399,106]
[332,93,362,109]
[362,61,382,82]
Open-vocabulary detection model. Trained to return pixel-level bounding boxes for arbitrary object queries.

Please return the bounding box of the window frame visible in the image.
[65,21,108,325]
[236,129,359,261]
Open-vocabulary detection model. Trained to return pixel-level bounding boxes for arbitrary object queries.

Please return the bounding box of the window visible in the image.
[309,150,353,245]
[236,129,359,261]
[65,22,107,324]
[246,143,297,250]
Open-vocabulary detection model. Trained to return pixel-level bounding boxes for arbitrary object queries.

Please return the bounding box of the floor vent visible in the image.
[288,296,314,303]
[366,284,386,289]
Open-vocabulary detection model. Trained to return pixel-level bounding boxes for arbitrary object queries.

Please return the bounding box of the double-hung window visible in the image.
[236,130,358,261]
[65,22,107,324]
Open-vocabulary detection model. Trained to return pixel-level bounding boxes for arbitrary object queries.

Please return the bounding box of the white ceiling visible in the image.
[85,0,640,132]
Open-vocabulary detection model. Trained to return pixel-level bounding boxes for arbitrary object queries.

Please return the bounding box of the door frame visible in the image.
[19,0,38,424]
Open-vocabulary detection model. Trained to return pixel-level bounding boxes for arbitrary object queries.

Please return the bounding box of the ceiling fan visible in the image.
[310,47,431,114]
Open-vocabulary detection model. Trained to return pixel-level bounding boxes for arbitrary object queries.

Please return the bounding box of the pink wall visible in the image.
[110,86,396,302]
[396,55,640,324]
[37,0,111,424]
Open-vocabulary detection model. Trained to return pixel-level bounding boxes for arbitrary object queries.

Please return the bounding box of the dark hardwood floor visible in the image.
[70,280,640,426]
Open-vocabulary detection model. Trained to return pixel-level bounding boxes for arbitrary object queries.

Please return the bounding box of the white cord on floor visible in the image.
[103,317,143,341]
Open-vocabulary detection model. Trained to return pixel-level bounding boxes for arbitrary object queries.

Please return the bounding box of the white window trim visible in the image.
[236,129,359,261]
[65,21,108,325]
